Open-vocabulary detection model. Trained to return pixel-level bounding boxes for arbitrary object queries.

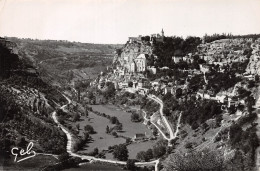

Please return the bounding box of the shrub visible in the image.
[112,144,129,161]
[84,125,95,134]
[185,142,193,149]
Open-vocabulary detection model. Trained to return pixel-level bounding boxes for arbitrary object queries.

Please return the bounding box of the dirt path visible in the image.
[148,95,182,143]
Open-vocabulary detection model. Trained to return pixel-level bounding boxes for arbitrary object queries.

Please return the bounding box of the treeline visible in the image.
[180,98,222,129]
[203,33,260,43]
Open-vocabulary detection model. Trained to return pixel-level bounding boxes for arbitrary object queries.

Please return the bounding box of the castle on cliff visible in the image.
[128,29,165,44]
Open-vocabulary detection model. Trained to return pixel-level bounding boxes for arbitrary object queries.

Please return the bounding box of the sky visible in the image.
[0,0,259,44]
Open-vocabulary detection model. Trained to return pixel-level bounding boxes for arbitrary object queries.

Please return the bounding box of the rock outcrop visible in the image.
[245,38,260,74]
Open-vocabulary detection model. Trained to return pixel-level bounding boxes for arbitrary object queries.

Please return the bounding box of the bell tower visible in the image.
[161,28,164,38]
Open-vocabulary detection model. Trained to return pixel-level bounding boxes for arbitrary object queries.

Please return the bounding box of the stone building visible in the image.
[150,29,165,43]
[134,54,149,72]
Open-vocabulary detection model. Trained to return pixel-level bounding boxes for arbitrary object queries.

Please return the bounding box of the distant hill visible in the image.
[7,37,123,87]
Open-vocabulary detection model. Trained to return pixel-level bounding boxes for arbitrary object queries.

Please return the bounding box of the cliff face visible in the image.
[113,40,153,68]
[197,39,251,64]
[245,39,260,74]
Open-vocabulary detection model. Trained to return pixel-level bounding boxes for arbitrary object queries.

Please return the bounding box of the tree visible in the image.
[85,107,88,117]
[128,81,133,87]
[114,123,123,131]
[87,91,94,99]
[112,144,129,161]
[136,151,148,161]
[110,116,119,124]
[152,140,167,158]
[82,132,90,142]
[146,149,153,160]
[106,125,110,134]
[126,159,136,170]
[58,152,70,162]
[104,82,116,99]
[93,148,99,155]
[153,127,158,137]
[112,131,118,138]
[73,113,80,122]
[84,125,95,134]
[131,113,141,122]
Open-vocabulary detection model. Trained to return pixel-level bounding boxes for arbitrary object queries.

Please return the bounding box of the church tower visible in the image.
[161,28,164,38]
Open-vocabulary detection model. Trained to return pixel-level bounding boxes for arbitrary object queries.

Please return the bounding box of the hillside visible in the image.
[7,37,122,88]
[93,34,260,171]
[0,38,69,169]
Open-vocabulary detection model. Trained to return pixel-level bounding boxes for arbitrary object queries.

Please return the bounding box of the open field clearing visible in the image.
[90,105,152,138]
[76,111,125,153]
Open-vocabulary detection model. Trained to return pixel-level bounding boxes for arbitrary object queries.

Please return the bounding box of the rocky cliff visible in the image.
[113,40,153,67]
[245,39,260,74]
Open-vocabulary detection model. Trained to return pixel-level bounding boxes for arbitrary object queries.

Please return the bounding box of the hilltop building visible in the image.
[151,29,165,43]
[128,29,165,44]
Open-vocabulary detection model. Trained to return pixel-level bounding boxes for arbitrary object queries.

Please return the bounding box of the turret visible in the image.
[161,28,164,38]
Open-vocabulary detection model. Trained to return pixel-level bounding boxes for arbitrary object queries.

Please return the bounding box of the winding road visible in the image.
[148,94,182,142]
[51,95,159,170]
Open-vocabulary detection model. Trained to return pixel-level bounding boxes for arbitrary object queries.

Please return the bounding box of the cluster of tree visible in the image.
[73,132,91,152]
[152,36,201,68]
[180,99,222,129]
[131,112,142,122]
[112,144,129,161]
[206,71,241,93]
[114,92,143,106]
[135,140,168,162]
[203,33,233,43]
[202,33,260,43]
[102,82,116,99]
[213,122,258,171]
[136,149,154,162]
[163,149,224,171]
[84,125,95,134]
[141,97,160,116]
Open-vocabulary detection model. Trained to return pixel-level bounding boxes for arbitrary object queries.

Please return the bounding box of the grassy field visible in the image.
[76,111,125,153]
[127,140,156,159]
[90,105,152,138]
[104,140,156,160]
[1,155,58,171]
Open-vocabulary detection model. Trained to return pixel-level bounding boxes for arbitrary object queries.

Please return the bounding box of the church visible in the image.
[128,54,149,73]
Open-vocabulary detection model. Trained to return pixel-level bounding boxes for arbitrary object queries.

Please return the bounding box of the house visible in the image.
[164,87,172,94]
[118,82,128,89]
[215,93,228,103]
[147,66,157,74]
[137,79,150,89]
[128,35,142,43]
[200,64,211,73]
[133,133,146,141]
[172,56,183,63]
